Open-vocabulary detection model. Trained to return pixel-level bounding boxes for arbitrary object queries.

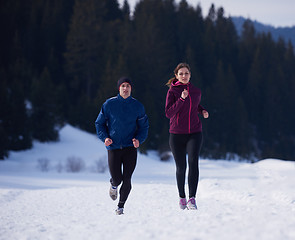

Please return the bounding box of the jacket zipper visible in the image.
[188,85,192,133]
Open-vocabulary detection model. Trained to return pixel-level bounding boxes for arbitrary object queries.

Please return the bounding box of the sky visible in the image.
[118,0,295,28]
[1,124,295,239]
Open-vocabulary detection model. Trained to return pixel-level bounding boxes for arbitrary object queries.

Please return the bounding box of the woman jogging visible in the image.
[95,77,149,215]
[165,63,209,210]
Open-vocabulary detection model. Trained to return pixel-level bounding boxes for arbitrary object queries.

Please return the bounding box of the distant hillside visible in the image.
[231,17,295,47]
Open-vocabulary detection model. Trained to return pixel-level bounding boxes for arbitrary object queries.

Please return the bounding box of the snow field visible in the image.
[1,125,295,240]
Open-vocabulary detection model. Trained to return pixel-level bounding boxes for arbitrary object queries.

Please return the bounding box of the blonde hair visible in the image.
[166,63,191,88]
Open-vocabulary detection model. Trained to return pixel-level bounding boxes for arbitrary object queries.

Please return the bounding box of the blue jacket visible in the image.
[95,94,149,150]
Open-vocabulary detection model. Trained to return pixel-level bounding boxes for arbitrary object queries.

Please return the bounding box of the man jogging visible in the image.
[95,77,149,215]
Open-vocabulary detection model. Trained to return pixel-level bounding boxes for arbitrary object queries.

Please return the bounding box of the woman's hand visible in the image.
[132,138,139,148]
[181,89,188,99]
[202,110,209,118]
[104,138,113,146]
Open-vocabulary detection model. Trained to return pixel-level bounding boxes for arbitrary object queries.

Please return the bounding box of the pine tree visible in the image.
[64,0,107,99]
[205,61,250,158]
[0,68,9,159]
[215,8,238,67]
[4,30,33,152]
[202,4,217,87]
[238,20,257,91]
[131,0,178,149]
[5,71,32,151]
[30,67,58,142]
[122,0,130,17]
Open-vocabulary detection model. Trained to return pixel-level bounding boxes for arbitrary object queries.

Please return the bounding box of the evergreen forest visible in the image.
[1,0,295,161]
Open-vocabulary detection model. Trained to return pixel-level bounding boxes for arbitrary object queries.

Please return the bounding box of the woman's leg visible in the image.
[187,132,203,198]
[169,133,188,198]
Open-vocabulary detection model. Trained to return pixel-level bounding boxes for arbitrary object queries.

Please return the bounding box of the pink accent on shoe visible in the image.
[179,198,187,210]
[187,197,197,210]
[188,197,195,204]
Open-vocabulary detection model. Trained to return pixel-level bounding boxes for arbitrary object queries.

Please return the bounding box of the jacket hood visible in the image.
[171,79,190,87]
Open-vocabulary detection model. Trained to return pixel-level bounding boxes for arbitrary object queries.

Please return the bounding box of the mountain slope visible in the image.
[232,16,295,47]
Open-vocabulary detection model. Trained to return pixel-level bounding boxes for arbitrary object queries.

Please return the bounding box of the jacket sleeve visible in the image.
[135,105,149,144]
[165,89,185,119]
[95,104,109,143]
[198,104,206,114]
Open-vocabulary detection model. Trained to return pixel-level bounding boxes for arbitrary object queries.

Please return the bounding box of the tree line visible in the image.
[1,0,295,161]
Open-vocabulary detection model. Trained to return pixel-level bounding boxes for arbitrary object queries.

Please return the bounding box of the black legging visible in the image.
[169,132,203,199]
[108,147,137,208]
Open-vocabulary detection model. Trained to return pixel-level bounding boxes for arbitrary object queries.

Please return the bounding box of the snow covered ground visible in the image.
[1,125,295,240]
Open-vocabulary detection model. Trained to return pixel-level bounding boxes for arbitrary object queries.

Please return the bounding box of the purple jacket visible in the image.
[165,80,205,134]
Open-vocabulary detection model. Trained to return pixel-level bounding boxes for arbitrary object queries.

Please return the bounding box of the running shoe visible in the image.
[187,197,197,210]
[179,198,187,210]
[109,185,118,200]
[115,207,124,215]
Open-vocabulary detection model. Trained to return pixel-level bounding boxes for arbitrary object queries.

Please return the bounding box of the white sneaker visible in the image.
[179,198,187,210]
[109,185,117,200]
[187,197,197,210]
[116,207,124,215]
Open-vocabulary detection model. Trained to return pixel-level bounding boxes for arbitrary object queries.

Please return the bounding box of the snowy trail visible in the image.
[1,160,295,240]
[1,125,295,240]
